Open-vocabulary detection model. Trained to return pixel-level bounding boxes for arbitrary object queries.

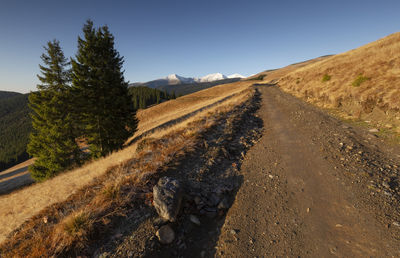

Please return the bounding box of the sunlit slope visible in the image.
[276,32,400,130]
[0,79,253,243]
[132,80,253,140]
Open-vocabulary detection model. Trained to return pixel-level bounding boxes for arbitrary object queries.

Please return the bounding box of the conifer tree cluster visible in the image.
[28,20,137,181]
[71,21,137,158]
[128,86,170,110]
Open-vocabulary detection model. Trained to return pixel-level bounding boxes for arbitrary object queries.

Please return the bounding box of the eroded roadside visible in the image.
[94,89,263,257]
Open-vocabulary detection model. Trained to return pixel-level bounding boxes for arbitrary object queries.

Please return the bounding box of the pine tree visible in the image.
[156,90,161,104]
[28,40,80,181]
[71,20,138,158]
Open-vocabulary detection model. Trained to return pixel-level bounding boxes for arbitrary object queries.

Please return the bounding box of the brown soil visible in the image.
[216,85,400,257]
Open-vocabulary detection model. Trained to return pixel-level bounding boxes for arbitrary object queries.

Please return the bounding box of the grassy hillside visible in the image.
[275,33,400,134]
[0,79,254,246]
[155,78,241,96]
[0,91,31,171]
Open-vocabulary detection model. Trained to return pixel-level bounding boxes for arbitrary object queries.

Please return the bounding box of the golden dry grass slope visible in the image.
[275,32,400,133]
[0,80,254,244]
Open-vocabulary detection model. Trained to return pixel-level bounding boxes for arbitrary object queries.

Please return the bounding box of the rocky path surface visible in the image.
[216,85,400,257]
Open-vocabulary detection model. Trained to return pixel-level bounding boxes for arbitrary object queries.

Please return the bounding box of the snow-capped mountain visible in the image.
[195,73,227,83]
[130,73,245,89]
[165,74,195,84]
[227,73,245,79]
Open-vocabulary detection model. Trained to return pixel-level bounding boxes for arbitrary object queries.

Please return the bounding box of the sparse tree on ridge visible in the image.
[28,40,80,181]
[71,20,138,158]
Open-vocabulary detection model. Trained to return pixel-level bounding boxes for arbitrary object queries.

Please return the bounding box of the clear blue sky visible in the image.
[1,0,399,93]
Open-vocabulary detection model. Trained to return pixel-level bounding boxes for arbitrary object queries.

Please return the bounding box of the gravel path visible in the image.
[215,85,400,257]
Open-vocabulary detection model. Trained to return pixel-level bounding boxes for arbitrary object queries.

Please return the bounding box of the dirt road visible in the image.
[216,85,400,257]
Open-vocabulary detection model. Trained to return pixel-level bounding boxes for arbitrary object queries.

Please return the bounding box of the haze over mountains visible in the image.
[129,73,245,88]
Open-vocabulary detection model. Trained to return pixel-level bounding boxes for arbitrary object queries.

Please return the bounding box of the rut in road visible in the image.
[216,85,400,257]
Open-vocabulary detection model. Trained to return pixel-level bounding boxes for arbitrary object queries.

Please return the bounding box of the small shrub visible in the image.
[322,74,331,82]
[64,211,92,238]
[352,74,370,87]
[136,137,155,153]
[296,78,301,84]
[103,184,120,199]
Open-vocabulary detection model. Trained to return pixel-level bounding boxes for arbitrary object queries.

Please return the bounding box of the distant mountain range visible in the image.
[129,73,245,89]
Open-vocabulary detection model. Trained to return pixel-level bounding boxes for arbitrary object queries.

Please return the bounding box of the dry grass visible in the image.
[0,80,253,251]
[0,87,255,257]
[133,81,254,139]
[276,32,400,132]
[247,55,331,83]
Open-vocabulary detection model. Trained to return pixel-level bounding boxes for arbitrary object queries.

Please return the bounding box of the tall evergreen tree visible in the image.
[71,20,138,158]
[28,40,80,181]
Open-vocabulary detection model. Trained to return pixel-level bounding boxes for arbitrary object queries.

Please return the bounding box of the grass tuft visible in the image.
[102,184,120,200]
[322,74,331,82]
[136,137,155,153]
[63,211,93,238]
[352,74,370,87]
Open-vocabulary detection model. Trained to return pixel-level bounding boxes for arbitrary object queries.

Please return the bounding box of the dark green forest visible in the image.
[0,91,21,100]
[128,86,173,110]
[0,91,31,171]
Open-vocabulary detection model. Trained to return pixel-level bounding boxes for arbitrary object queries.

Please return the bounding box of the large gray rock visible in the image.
[153,177,183,222]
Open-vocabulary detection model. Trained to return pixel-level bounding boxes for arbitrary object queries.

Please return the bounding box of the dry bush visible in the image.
[56,210,94,250]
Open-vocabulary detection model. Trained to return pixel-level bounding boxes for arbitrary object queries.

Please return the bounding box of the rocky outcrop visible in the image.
[153,177,183,222]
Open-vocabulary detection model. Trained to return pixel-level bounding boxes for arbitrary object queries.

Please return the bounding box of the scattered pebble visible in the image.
[218,198,229,210]
[194,196,202,205]
[189,215,201,226]
[156,224,175,244]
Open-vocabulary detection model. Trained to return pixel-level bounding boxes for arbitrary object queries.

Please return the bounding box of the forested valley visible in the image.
[0,92,31,171]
